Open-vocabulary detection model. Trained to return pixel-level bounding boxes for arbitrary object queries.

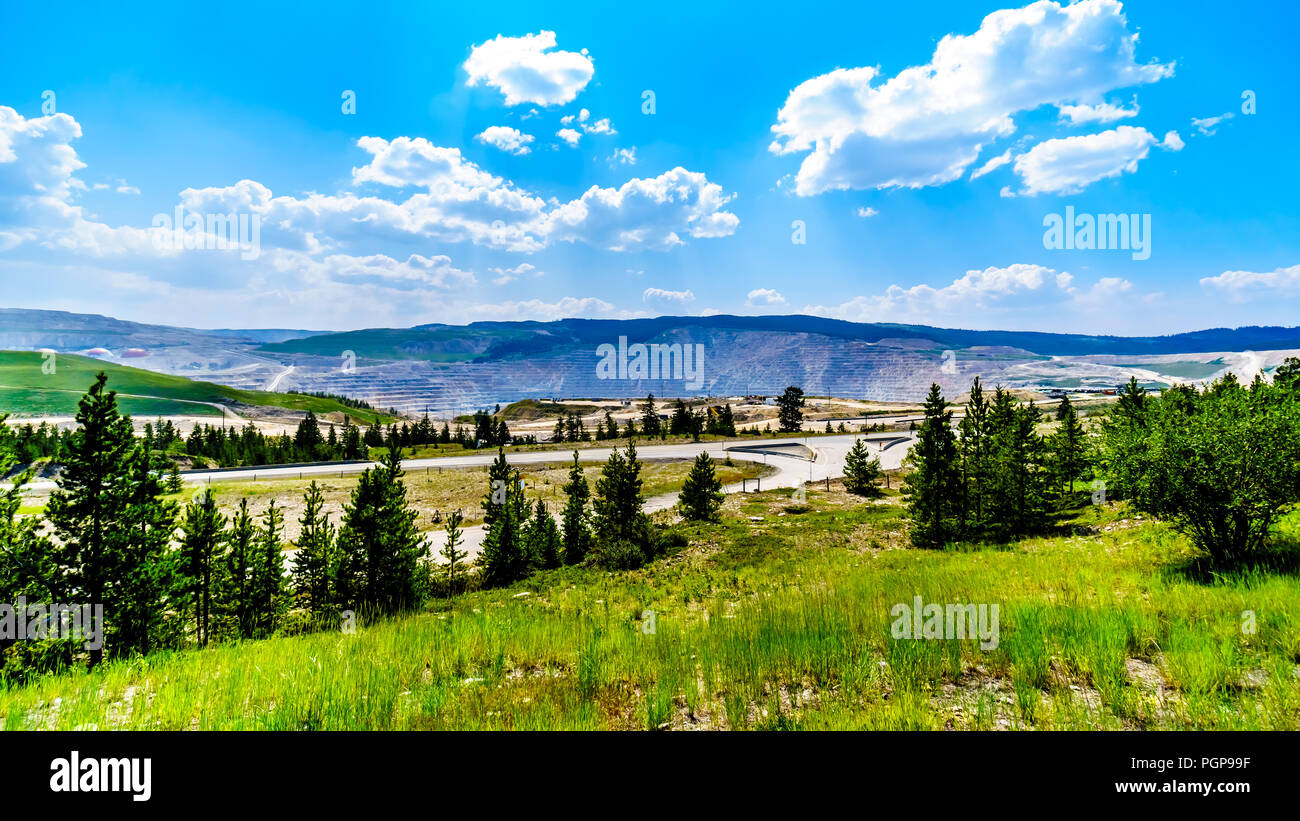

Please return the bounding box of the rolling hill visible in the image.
[0,351,392,423]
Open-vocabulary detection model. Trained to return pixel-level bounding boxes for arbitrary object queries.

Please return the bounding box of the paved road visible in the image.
[418,432,916,561]
[12,432,916,562]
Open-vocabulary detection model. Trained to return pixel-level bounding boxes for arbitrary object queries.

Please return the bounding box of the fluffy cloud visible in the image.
[855,206,878,217]
[463,31,594,106]
[541,167,739,251]
[1011,125,1179,195]
[803,264,1075,321]
[462,296,618,322]
[556,128,582,147]
[1200,265,1300,301]
[769,0,1172,195]
[746,288,786,306]
[1058,98,1139,125]
[642,287,695,305]
[475,126,535,155]
[489,262,541,285]
[610,147,637,165]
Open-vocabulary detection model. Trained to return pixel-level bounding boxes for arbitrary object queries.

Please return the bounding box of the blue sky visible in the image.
[1,0,1297,334]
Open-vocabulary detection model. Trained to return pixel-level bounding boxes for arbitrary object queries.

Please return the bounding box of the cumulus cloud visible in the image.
[803,264,1073,321]
[541,167,739,251]
[610,147,637,165]
[855,206,878,217]
[1011,125,1175,195]
[768,0,1172,195]
[1058,98,1139,125]
[555,128,582,147]
[642,287,695,305]
[463,31,594,106]
[475,125,535,155]
[746,288,786,307]
[462,296,618,322]
[1200,265,1300,302]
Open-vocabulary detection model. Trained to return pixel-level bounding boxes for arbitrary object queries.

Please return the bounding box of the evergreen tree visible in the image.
[670,399,692,435]
[592,442,652,567]
[678,451,724,521]
[843,439,883,497]
[901,384,961,548]
[292,481,337,614]
[293,411,324,456]
[640,394,661,436]
[336,447,425,613]
[1049,395,1088,496]
[776,386,805,432]
[560,451,593,565]
[476,449,529,587]
[45,374,177,664]
[249,500,288,637]
[179,490,226,646]
[222,498,258,639]
[439,511,468,596]
[958,377,991,533]
[524,499,562,570]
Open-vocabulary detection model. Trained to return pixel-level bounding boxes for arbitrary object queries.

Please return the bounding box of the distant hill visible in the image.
[4,308,1299,416]
[0,351,392,423]
[260,314,1300,362]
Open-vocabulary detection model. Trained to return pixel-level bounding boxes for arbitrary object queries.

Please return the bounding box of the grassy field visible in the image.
[3,481,1297,731]
[152,458,772,539]
[0,351,392,424]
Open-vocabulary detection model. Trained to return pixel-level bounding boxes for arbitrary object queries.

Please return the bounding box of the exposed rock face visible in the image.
[5,309,1299,417]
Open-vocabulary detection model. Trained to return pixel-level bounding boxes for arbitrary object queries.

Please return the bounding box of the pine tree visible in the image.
[221,498,258,639]
[640,394,661,436]
[439,510,468,596]
[776,386,805,432]
[678,451,724,521]
[45,373,177,664]
[843,439,883,497]
[336,447,425,613]
[958,377,991,534]
[902,384,961,548]
[292,481,337,614]
[560,451,593,565]
[1049,395,1088,496]
[670,400,692,435]
[476,449,528,587]
[294,411,324,457]
[525,499,562,569]
[249,500,288,637]
[592,442,652,566]
[179,489,226,646]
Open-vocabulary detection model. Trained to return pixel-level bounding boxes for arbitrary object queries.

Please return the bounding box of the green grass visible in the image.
[0,351,392,424]
[2,488,1298,731]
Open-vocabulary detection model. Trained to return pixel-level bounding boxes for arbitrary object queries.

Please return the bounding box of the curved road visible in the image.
[14,433,916,561]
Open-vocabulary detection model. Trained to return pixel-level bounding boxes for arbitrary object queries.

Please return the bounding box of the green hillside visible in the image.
[0,351,391,423]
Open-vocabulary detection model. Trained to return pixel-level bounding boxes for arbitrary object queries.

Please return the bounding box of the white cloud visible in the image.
[463,31,594,107]
[769,0,1172,195]
[556,128,582,147]
[462,296,618,322]
[746,288,786,306]
[803,263,1072,321]
[1161,130,1184,151]
[610,147,637,165]
[970,149,1013,180]
[1191,112,1234,136]
[475,125,535,156]
[1058,98,1139,125]
[642,287,695,305]
[542,167,739,251]
[855,206,878,217]
[1200,265,1300,302]
[489,262,542,285]
[1011,125,1168,195]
